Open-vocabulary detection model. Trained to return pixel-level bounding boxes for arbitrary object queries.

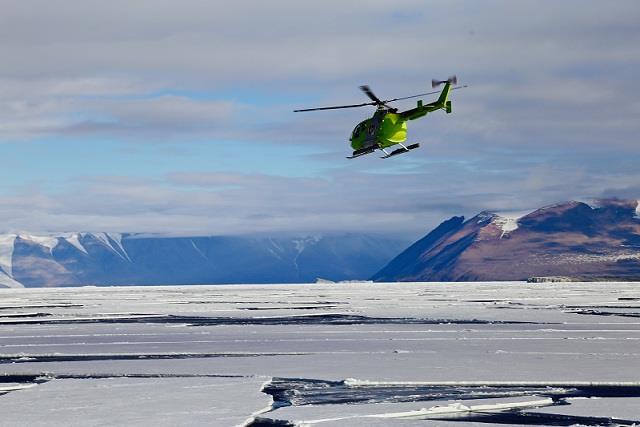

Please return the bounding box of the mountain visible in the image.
[0,233,409,288]
[373,199,640,282]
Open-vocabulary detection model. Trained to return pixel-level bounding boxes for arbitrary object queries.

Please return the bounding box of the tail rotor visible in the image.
[432,75,457,88]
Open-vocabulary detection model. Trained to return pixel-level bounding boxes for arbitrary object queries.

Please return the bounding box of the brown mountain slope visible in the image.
[373,199,640,282]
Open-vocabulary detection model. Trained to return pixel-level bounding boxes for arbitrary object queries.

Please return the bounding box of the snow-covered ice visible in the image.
[0,377,271,427]
[534,396,640,420]
[0,271,23,288]
[0,234,17,278]
[0,281,639,425]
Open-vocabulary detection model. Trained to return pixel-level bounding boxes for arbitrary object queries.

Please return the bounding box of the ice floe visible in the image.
[1,282,639,425]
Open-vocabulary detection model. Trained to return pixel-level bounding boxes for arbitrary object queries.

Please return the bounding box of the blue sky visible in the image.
[1,0,639,237]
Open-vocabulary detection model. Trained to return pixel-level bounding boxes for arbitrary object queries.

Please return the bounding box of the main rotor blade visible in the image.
[294,102,376,112]
[293,85,469,112]
[384,85,469,103]
[384,90,440,103]
[360,85,384,104]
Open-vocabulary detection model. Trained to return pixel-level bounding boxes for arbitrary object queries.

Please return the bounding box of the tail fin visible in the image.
[431,75,456,112]
[436,81,452,106]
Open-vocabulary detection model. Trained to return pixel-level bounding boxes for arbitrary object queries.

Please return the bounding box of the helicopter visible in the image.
[294,76,464,159]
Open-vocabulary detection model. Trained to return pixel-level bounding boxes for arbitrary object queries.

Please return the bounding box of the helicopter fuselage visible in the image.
[349,81,453,153]
[349,111,407,151]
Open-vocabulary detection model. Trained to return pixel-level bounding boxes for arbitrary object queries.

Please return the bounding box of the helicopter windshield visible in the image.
[351,121,366,139]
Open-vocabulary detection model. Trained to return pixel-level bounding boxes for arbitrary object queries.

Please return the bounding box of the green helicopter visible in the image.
[294,76,463,159]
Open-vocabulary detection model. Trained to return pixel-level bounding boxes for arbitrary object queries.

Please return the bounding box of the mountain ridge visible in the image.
[373,199,640,282]
[0,232,408,288]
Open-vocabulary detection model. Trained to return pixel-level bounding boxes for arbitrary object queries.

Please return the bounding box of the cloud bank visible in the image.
[1,0,639,236]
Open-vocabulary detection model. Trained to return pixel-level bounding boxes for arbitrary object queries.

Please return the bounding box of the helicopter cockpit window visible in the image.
[353,124,362,138]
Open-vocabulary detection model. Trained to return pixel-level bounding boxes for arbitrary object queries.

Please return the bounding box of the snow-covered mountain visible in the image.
[0,233,408,288]
[373,199,640,282]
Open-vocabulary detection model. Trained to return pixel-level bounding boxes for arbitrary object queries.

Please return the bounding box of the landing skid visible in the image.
[380,143,420,159]
[347,143,420,159]
[346,146,377,159]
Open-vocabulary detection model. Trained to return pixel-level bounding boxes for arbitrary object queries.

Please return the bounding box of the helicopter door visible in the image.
[368,112,384,139]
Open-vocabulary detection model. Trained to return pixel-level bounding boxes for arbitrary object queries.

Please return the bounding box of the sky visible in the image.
[1,0,639,239]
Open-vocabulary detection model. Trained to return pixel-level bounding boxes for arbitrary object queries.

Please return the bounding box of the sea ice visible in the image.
[0,282,639,425]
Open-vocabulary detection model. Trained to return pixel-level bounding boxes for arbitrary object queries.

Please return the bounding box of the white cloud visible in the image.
[1,162,639,237]
[2,0,639,145]
[0,1,639,235]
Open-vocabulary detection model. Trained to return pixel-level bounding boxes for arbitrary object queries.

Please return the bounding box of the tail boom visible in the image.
[400,81,453,121]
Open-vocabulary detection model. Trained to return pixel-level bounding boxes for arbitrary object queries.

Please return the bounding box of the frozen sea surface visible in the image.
[0,281,639,426]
